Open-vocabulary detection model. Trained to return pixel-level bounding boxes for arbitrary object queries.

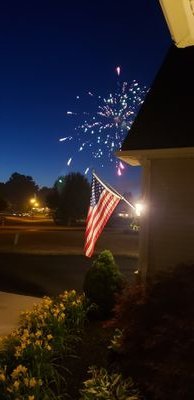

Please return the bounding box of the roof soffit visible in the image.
[159,0,194,47]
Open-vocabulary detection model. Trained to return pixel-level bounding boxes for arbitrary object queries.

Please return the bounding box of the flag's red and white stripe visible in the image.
[84,188,120,257]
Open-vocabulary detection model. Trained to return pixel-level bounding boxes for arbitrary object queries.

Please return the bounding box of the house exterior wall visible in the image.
[146,157,194,277]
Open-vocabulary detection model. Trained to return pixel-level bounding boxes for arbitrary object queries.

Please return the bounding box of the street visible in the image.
[0,222,139,297]
[0,253,138,297]
[0,224,139,256]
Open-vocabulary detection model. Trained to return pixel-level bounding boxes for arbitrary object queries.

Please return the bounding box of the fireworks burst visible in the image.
[60,67,148,176]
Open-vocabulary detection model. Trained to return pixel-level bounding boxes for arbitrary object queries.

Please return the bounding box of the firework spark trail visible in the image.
[60,67,148,176]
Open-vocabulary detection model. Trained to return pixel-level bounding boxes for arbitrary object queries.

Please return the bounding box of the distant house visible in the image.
[115,192,134,219]
[116,1,194,281]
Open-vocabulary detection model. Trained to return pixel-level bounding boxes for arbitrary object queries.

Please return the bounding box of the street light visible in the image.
[30,198,36,205]
[29,197,40,215]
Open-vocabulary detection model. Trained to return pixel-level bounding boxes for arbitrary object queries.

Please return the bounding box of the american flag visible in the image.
[84,173,121,257]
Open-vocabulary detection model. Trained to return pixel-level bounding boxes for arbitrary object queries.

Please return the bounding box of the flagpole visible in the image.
[93,171,136,210]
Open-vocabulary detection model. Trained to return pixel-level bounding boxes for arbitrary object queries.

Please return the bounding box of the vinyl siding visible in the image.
[147,158,194,276]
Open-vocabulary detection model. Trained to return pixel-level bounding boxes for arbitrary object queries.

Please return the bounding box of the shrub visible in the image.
[107,264,194,400]
[79,366,141,400]
[106,283,146,349]
[111,264,194,352]
[83,250,125,319]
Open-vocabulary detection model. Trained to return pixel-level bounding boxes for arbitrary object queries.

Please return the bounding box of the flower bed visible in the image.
[0,290,87,399]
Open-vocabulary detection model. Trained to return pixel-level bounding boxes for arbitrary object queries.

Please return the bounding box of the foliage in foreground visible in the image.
[80,366,141,400]
[108,264,194,400]
[0,290,87,399]
[83,250,125,319]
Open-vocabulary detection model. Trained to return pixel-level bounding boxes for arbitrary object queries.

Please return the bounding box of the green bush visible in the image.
[79,366,141,400]
[83,250,125,319]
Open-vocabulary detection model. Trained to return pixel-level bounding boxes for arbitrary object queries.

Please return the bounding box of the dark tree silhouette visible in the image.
[46,188,60,210]
[0,183,8,212]
[5,172,39,211]
[0,183,6,198]
[49,172,90,225]
[38,186,52,207]
[0,198,8,212]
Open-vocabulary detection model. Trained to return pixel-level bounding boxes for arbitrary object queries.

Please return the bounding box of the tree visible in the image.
[0,198,8,212]
[0,182,6,198]
[38,186,52,207]
[5,172,39,211]
[0,183,8,212]
[50,172,90,225]
[46,188,60,210]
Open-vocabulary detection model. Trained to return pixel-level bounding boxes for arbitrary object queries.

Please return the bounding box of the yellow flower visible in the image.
[10,329,19,337]
[59,291,68,301]
[58,313,65,321]
[47,334,53,340]
[29,377,37,387]
[42,296,53,308]
[46,344,52,351]
[28,396,35,400]
[0,373,6,381]
[11,364,28,378]
[15,347,22,358]
[35,339,42,346]
[53,307,60,316]
[24,377,29,387]
[35,330,42,338]
[13,380,20,390]
[23,328,30,336]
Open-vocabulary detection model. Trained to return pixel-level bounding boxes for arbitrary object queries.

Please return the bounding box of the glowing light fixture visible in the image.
[135,203,144,217]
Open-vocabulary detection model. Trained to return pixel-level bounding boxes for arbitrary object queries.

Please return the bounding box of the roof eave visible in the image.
[159,0,194,48]
[116,146,194,167]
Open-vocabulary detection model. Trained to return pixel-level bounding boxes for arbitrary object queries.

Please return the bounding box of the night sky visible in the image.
[0,0,171,196]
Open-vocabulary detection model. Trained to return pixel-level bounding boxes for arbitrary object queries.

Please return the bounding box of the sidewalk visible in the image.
[0,291,42,336]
